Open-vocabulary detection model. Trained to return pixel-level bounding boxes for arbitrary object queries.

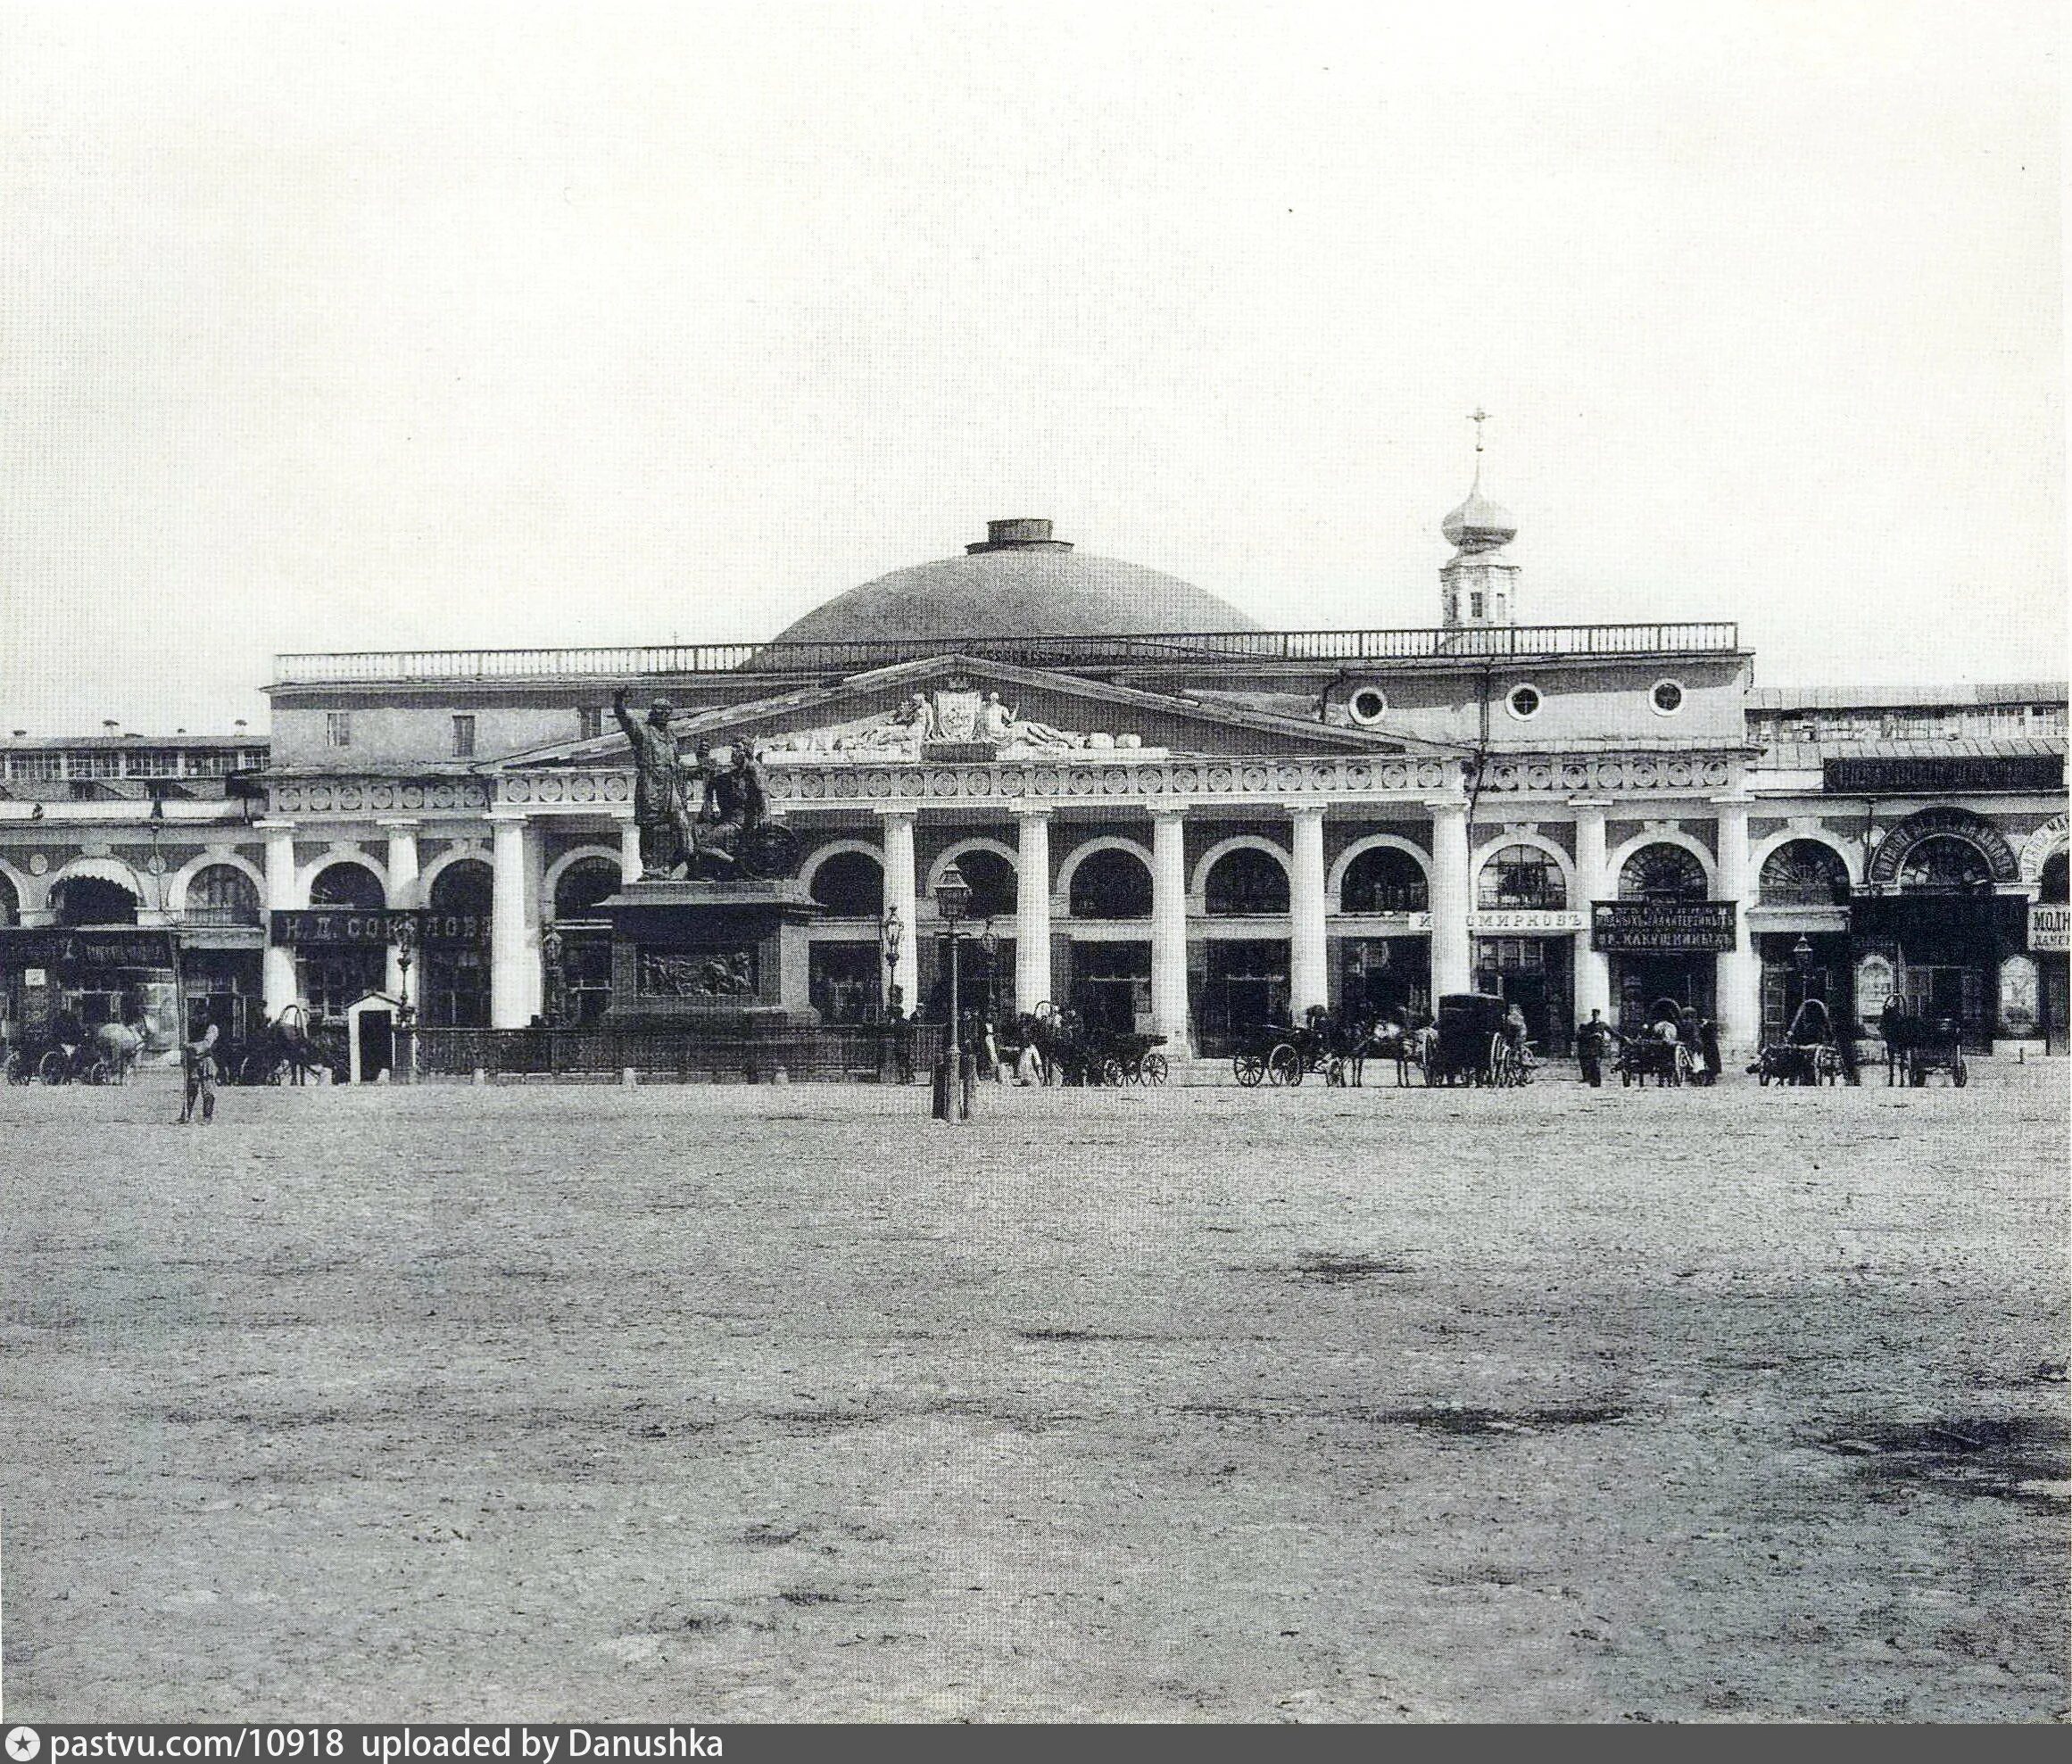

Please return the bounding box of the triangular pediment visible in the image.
[490,654,1468,771]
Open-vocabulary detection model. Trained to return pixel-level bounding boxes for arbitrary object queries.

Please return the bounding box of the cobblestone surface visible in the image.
[2,1066,2065,1721]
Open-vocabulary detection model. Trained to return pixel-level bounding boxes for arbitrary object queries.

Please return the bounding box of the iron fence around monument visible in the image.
[413,1021,944,1083]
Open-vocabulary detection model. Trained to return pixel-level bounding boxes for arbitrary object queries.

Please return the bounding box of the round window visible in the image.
[1505,683,1542,721]
[1347,685,1389,727]
[1650,679,1686,716]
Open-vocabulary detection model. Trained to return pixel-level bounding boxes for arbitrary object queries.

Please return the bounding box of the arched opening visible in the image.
[0,870,18,928]
[1205,847,1289,916]
[809,850,884,917]
[1897,835,1993,894]
[2042,851,2069,905]
[552,856,620,921]
[1759,840,1851,907]
[1478,844,1567,911]
[1618,843,1708,902]
[302,861,386,1022]
[186,863,261,926]
[309,862,385,910]
[943,848,1016,923]
[1069,848,1153,920]
[1340,846,1428,914]
[424,859,493,1029]
[53,875,138,926]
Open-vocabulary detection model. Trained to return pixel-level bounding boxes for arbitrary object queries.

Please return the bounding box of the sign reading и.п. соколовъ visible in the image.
[269,908,487,946]
[1590,901,1738,953]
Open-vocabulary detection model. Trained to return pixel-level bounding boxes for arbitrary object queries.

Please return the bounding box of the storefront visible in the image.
[1335,933,1430,1024]
[1592,901,1735,1035]
[1466,932,1574,1056]
[1070,940,1151,1034]
[270,907,409,1025]
[1756,930,1854,1042]
[1198,938,1289,1053]
[808,940,880,1023]
[1849,892,2020,1052]
[2031,898,2068,1056]
[0,925,183,1053]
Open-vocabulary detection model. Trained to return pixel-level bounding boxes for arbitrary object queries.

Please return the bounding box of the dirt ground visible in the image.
[1,1064,2065,1722]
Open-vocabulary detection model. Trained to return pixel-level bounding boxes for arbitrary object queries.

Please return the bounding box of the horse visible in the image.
[94,1020,145,1085]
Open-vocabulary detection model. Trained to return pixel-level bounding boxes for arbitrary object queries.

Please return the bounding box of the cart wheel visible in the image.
[1099,1056,1126,1089]
[37,1050,69,1085]
[85,1059,112,1087]
[1233,1051,1265,1089]
[1952,1058,1968,1088]
[1266,1043,1301,1087]
[1140,1052,1168,1087]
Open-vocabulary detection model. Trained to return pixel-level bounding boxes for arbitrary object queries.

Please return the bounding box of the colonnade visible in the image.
[255,791,1768,1050]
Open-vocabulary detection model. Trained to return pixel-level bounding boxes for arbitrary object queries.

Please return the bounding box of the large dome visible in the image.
[770,518,1260,645]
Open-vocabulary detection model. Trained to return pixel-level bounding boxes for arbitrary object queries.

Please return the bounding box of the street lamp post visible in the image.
[933,861,974,1122]
[392,915,419,1084]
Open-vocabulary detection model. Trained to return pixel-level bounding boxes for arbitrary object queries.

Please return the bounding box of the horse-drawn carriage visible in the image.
[233,1006,347,1086]
[1884,1011,1968,1088]
[1421,992,1531,1088]
[1750,998,1847,1086]
[1085,1029,1170,1087]
[1007,1010,1166,1087]
[1,1018,143,1085]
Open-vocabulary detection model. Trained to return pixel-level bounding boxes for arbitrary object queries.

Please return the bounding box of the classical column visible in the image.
[489,812,534,1029]
[1427,796,1471,998]
[1288,805,1329,1017]
[1571,797,1613,1023]
[1712,793,1758,1051]
[258,817,299,1018]
[1150,809,1191,1047]
[1014,807,1052,1015]
[381,819,420,1005]
[879,809,919,1015]
[616,812,642,883]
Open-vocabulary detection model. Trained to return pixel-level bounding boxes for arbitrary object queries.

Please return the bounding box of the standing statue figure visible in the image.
[613,686,695,878]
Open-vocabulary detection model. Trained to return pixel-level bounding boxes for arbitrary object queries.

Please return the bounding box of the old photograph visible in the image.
[0,0,2066,1731]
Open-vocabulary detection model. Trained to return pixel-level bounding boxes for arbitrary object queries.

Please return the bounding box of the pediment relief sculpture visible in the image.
[758,684,1167,763]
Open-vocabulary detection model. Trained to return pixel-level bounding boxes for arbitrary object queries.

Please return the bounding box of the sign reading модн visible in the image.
[1590,900,1737,953]
[2030,902,2070,954]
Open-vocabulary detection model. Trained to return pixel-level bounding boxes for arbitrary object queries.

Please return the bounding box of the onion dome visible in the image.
[1440,484,1519,554]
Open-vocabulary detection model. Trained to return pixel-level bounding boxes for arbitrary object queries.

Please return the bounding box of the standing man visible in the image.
[180,1023,220,1124]
[612,686,693,878]
[1576,1007,1610,1087]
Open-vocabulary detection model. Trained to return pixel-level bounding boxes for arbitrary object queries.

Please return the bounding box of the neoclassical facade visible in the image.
[3,504,2067,1063]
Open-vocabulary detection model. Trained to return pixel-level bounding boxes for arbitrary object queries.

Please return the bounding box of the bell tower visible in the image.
[1438,408,1521,628]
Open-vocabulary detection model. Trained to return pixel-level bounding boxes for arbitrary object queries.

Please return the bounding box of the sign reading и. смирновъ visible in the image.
[1590,901,1738,953]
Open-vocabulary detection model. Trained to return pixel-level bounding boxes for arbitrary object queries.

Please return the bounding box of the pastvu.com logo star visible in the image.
[5,1727,41,1762]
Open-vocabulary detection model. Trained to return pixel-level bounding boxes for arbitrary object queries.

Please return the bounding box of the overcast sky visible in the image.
[0,1,2063,734]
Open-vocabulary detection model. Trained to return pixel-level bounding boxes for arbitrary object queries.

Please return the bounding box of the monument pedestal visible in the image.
[600,880,822,1030]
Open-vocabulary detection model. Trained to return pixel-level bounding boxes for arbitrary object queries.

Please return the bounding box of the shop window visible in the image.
[1478,844,1567,910]
[186,864,261,926]
[2041,851,2069,905]
[309,862,384,910]
[1205,847,1289,916]
[1897,835,1993,894]
[1068,848,1153,920]
[68,751,120,779]
[942,848,1015,923]
[122,749,178,777]
[552,856,620,921]
[1340,845,1429,914]
[1619,843,1708,902]
[52,875,138,925]
[808,850,884,918]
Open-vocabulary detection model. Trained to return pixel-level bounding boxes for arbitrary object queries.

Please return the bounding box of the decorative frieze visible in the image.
[269,776,494,815]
